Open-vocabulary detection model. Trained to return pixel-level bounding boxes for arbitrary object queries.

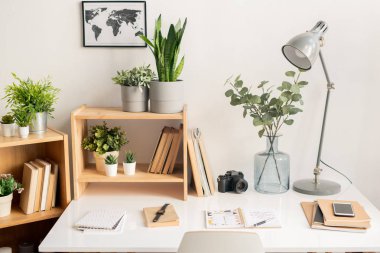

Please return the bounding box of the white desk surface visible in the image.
[39,183,380,252]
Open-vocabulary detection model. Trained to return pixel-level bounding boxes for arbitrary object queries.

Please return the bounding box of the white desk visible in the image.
[39,183,380,252]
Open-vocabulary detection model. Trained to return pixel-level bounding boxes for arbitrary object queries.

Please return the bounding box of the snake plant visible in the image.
[139,15,187,82]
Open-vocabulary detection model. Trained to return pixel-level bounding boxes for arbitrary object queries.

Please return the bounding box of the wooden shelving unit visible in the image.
[71,105,188,200]
[0,128,71,230]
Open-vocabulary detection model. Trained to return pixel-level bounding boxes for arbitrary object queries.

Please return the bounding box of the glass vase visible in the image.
[254,136,290,194]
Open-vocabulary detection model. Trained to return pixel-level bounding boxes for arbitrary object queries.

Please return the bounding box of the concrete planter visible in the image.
[0,193,13,218]
[121,86,149,112]
[1,123,15,137]
[149,81,184,113]
[93,151,119,172]
[30,112,47,133]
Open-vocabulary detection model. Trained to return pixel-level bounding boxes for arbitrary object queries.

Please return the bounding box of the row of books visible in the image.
[19,159,59,215]
[188,128,215,196]
[147,126,183,174]
[301,199,371,233]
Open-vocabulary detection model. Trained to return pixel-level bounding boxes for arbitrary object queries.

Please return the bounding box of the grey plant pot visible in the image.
[30,112,47,133]
[149,81,184,114]
[121,86,149,112]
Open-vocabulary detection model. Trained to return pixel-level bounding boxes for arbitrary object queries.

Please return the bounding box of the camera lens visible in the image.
[235,179,248,194]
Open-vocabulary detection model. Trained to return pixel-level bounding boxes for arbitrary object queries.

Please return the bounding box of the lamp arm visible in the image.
[314,50,335,184]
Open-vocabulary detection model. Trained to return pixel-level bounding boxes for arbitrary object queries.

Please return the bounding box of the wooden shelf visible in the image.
[73,106,184,120]
[0,207,64,229]
[78,164,184,183]
[71,104,188,200]
[0,128,63,148]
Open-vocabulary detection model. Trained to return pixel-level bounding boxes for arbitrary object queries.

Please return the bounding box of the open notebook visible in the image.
[74,209,126,232]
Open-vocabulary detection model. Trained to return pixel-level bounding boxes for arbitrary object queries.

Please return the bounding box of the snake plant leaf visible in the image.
[139,35,154,48]
[175,19,182,32]
[174,56,184,81]
[165,25,177,81]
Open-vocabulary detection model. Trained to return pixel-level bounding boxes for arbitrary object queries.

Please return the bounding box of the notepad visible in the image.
[74,209,126,230]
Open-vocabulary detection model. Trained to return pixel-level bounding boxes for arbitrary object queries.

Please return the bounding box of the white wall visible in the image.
[0,0,379,208]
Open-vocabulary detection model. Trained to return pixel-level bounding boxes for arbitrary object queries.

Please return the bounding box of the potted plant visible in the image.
[4,73,60,133]
[140,15,187,113]
[82,122,128,172]
[13,107,33,138]
[225,70,308,194]
[112,65,155,112]
[0,114,15,137]
[104,154,118,177]
[0,174,23,217]
[123,150,136,175]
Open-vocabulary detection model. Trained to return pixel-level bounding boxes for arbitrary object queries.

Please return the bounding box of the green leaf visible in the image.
[298,81,308,86]
[243,109,247,118]
[290,84,300,94]
[258,80,269,88]
[269,98,277,106]
[239,87,248,96]
[282,81,292,90]
[253,117,263,126]
[258,128,265,138]
[174,56,184,80]
[225,89,234,97]
[284,119,294,125]
[289,108,303,115]
[300,99,304,105]
[234,80,243,88]
[139,35,154,48]
[291,94,302,101]
[250,95,261,104]
[285,71,295,77]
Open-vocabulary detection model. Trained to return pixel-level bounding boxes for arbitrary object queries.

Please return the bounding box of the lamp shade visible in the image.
[282,21,328,70]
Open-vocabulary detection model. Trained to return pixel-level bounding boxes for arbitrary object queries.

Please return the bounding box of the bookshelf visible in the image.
[0,128,71,229]
[71,105,188,200]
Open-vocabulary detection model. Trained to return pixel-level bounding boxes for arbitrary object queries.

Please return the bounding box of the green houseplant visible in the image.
[1,114,16,137]
[0,174,23,217]
[13,107,33,138]
[104,154,118,177]
[225,70,308,194]
[82,122,128,172]
[4,73,60,133]
[112,65,155,112]
[123,150,136,175]
[140,15,187,113]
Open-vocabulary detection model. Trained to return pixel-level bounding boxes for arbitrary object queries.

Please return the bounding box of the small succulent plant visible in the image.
[124,150,136,163]
[105,154,118,165]
[1,114,15,124]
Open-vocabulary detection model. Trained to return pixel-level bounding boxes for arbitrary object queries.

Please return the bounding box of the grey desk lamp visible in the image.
[282,21,341,195]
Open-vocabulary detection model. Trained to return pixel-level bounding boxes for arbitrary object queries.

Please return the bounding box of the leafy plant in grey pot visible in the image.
[140,15,187,113]
[112,65,155,112]
[4,73,60,133]
[225,70,308,194]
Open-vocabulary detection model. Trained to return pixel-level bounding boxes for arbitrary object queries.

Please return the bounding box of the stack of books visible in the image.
[19,159,59,215]
[301,199,371,233]
[148,125,183,174]
[187,128,215,196]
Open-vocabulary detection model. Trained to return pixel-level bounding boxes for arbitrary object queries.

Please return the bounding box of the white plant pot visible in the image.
[123,162,136,175]
[0,193,13,218]
[105,164,118,177]
[93,151,119,172]
[1,123,15,137]
[18,126,30,139]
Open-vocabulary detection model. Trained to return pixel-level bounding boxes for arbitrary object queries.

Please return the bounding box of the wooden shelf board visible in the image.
[0,128,63,148]
[78,163,184,183]
[73,107,183,120]
[0,206,64,229]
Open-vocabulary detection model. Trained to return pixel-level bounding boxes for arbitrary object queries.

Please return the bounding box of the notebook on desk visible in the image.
[74,209,126,231]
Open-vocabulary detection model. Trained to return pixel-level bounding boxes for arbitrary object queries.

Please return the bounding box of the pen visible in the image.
[253,218,273,227]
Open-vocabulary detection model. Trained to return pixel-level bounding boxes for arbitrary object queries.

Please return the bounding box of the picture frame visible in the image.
[82,1,147,47]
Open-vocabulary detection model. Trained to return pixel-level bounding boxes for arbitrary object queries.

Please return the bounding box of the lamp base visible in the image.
[293,178,341,195]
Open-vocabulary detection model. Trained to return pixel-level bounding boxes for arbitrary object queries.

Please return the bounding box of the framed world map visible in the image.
[82,1,146,47]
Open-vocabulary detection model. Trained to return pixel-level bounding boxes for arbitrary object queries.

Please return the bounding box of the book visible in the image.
[205,208,281,229]
[149,127,169,173]
[143,204,179,227]
[192,129,211,196]
[19,163,38,214]
[45,162,56,211]
[317,199,370,228]
[168,125,183,174]
[162,128,179,174]
[147,128,165,173]
[300,202,367,233]
[187,133,203,196]
[34,159,51,211]
[197,133,215,194]
[46,158,59,208]
[156,127,175,174]
[30,161,44,212]
[75,209,126,230]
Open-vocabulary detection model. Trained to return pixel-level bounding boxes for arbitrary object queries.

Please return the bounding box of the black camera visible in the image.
[217,170,248,194]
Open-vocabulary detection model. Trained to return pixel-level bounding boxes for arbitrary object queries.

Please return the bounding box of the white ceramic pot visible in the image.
[0,193,13,218]
[1,123,15,137]
[93,151,119,172]
[123,162,136,175]
[105,164,118,177]
[18,126,30,139]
